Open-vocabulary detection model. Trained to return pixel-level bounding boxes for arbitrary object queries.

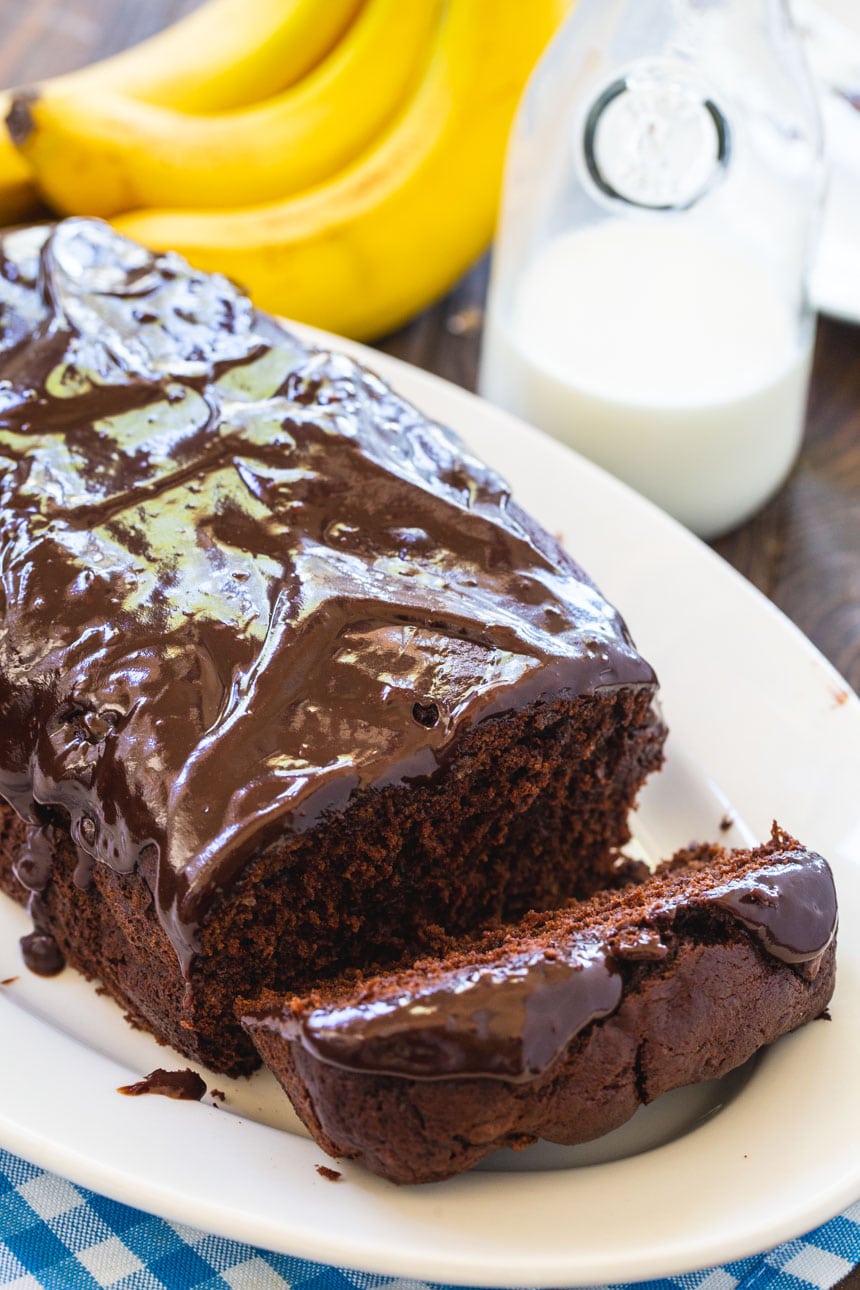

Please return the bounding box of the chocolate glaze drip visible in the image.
[703,851,837,965]
[246,849,837,1083]
[118,1067,207,1100]
[0,219,655,973]
[12,826,65,975]
[285,943,621,1083]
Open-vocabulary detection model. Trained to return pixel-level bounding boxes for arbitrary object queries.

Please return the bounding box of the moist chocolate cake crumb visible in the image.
[210,1089,227,1102]
[315,1165,343,1182]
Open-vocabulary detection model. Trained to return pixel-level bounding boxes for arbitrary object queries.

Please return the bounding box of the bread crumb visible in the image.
[118,1068,207,1101]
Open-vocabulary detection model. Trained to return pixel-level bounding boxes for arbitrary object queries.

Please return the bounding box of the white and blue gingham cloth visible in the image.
[0,1148,858,1290]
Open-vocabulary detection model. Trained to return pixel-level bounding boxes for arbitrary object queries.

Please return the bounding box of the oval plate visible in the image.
[1,325,858,1286]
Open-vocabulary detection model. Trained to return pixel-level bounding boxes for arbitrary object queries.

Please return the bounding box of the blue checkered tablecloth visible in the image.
[0,1149,858,1290]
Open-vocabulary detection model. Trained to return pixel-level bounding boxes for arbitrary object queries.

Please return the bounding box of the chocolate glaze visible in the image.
[12,825,65,975]
[702,851,837,965]
[0,219,655,972]
[609,927,668,961]
[277,943,622,1083]
[245,849,837,1083]
[118,1067,207,1100]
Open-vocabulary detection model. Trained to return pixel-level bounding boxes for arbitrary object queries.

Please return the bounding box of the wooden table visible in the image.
[1,1,858,1285]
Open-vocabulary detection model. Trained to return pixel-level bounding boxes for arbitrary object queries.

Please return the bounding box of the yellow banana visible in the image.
[38,0,365,113]
[114,0,566,342]
[15,0,442,218]
[0,0,363,223]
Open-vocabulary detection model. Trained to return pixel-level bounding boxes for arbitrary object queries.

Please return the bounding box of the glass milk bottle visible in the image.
[479,0,824,539]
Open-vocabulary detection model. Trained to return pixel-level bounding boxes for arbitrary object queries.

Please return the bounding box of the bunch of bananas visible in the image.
[1,0,565,340]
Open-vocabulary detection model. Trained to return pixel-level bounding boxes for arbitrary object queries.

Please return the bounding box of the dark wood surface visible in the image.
[1,1,858,1283]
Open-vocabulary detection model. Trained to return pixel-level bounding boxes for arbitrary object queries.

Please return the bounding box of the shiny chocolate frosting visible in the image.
[244,848,837,1083]
[702,851,838,965]
[0,218,655,971]
[274,944,622,1083]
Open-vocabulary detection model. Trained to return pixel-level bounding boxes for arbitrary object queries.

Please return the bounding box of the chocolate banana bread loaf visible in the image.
[0,219,664,1075]
[241,832,837,1184]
